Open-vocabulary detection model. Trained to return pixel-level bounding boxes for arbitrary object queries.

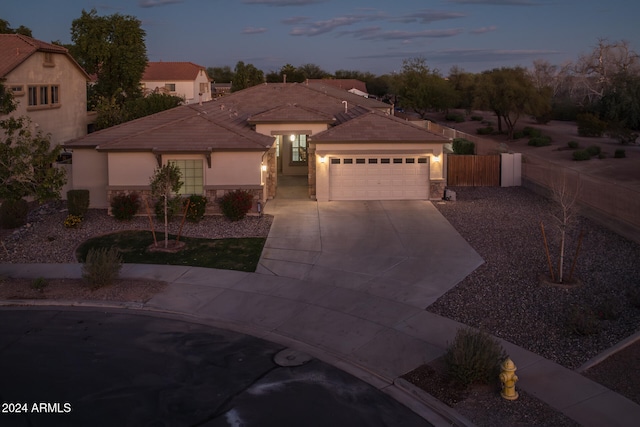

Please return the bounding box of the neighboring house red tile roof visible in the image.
[64,82,447,153]
[0,34,89,79]
[307,79,368,94]
[143,62,211,81]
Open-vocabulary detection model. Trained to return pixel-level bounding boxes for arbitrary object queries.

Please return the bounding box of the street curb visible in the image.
[0,300,470,426]
[576,330,640,373]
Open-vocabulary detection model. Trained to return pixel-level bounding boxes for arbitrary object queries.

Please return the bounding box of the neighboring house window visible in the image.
[27,85,60,108]
[170,159,203,195]
[50,85,59,105]
[289,134,307,165]
[40,86,48,105]
[165,83,176,92]
[199,82,208,93]
[11,85,24,96]
[43,52,54,66]
[28,86,38,106]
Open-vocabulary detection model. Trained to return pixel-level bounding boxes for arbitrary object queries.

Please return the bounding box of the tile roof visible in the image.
[64,82,445,153]
[311,109,450,143]
[0,34,88,79]
[143,62,211,81]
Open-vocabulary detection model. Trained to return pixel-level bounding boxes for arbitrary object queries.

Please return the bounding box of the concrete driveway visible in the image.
[258,199,483,309]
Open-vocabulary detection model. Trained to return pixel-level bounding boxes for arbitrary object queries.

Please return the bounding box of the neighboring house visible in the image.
[141,62,212,104]
[211,82,232,98]
[63,82,448,211]
[0,34,91,145]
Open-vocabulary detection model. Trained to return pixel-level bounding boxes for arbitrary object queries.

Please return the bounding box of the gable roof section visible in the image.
[0,34,89,79]
[248,104,335,124]
[64,104,273,152]
[310,109,450,143]
[143,62,211,81]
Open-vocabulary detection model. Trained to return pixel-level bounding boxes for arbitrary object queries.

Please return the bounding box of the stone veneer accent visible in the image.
[308,144,316,199]
[106,186,265,216]
[430,180,446,200]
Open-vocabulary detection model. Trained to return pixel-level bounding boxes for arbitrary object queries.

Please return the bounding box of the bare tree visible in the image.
[547,172,580,283]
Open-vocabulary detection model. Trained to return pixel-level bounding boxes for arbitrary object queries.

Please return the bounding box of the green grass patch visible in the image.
[76,231,265,272]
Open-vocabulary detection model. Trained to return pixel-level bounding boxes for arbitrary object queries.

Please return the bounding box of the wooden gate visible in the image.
[447,155,501,186]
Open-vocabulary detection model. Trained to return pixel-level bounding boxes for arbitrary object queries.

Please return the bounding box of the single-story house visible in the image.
[63,82,448,213]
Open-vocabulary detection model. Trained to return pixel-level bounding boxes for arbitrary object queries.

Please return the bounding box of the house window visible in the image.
[199,82,208,93]
[28,86,38,106]
[165,83,176,92]
[170,159,204,195]
[40,86,48,105]
[43,52,54,66]
[26,85,60,108]
[289,134,307,165]
[10,85,24,96]
[50,85,59,104]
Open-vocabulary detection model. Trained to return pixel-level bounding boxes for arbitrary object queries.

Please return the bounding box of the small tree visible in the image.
[150,164,183,248]
[0,84,66,203]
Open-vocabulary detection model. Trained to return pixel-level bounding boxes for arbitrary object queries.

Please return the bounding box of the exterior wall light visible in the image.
[261,164,267,172]
[320,156,326,163]
[433,155,441,162]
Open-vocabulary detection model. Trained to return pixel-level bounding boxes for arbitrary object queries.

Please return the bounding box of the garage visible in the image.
[329,155,430,200]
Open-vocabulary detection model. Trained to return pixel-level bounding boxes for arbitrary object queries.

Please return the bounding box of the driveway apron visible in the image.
[258,199,484,309]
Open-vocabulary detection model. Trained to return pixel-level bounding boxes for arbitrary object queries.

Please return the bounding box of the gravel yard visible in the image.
[0,203,273,263]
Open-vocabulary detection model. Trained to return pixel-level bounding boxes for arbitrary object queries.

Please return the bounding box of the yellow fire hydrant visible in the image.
[500,357,519,400]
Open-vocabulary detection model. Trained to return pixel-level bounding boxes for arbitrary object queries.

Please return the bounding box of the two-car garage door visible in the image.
[329,155,430,200]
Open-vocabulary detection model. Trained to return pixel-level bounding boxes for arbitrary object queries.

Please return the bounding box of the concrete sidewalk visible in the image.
[2,262,639,426]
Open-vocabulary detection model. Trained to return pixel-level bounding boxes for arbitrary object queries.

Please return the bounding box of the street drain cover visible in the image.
[274,348,313,367]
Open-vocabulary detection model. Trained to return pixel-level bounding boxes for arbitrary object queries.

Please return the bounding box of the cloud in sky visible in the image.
[242,27,268,34]
[447,0,541,5]
[342,28,465,41]
[290,16,368,36]
[392,9,467,24]
[470,25,498,34]
[243,0,326,6]
[281,16,309,25]
[138,0,183,8]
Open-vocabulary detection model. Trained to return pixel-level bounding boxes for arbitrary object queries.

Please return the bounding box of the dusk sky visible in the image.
[3,0,639,76]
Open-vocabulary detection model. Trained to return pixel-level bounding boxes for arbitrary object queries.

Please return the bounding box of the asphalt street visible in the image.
[0,308,431,427]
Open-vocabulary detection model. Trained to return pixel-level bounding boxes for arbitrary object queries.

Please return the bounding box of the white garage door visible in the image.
[329,155,430,200]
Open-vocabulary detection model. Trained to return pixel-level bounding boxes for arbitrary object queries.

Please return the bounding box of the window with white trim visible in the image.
[289,134,307,165]
[169,159,204,195]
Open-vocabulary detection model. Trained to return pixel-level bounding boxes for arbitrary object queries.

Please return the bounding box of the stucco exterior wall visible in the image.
[208,151,263,185]
[108,152,158,186]
[71,149,108,208]
[4,51,88,144]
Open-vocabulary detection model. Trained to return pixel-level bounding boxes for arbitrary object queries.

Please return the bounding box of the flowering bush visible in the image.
[185,195,207,222]
[110,192,140,221]
[63,214,83,228]
[218,190,253,221]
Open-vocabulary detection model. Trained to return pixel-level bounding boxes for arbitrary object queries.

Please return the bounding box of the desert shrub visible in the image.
[598,153,606,159]
[185,195,207,222]
[577,113,607,137]
[567,141,579,149]
[470,115,483,121]
[82,247,122,289]
[476,126,494,135]
[452,138,475,155]
[523,126,542,138]
[512,130,526,139]
[586,145,601,157]
[535,113,552,124]
[154,196,183,222]
[445,112,465,123]
[64,214,83,228]
[572,150,591,161]
[567,305,600,336]
[528,136,552,147]
[67,189,90,217]
[219,189,253,221]
[31,277,47,292]
[110,192,140,221]
[614,149,626,158]
[551,101,580,121]
[443,328,506,388]
[0,198,29,229]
